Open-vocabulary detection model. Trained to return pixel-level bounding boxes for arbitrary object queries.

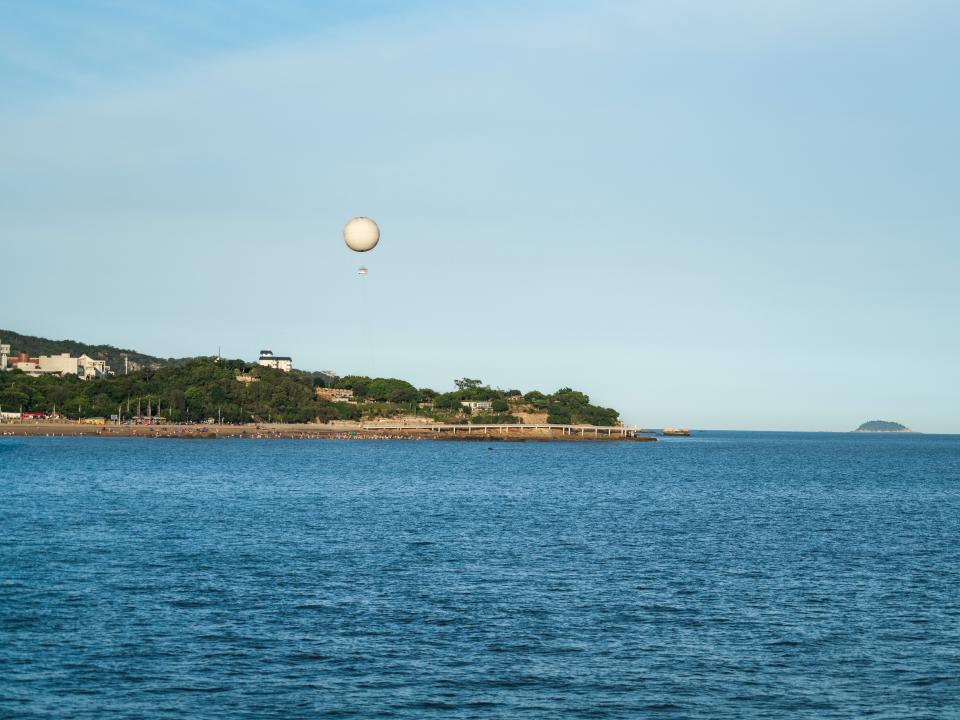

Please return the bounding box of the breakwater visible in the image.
[0,421,656,442]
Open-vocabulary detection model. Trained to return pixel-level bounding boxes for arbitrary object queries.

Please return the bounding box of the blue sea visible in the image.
[1,432,959,719]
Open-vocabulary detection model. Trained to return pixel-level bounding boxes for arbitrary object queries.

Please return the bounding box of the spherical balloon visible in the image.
[343,217,380,252]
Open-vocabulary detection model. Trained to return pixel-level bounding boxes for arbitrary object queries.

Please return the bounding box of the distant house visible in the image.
[461,400,494,413]
[11,359,42,375]
[258,349,293,372]
[7,352,33,369]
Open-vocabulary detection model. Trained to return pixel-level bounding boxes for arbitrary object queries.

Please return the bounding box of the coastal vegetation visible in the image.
[0,358,621,426]
[0,359,338,423]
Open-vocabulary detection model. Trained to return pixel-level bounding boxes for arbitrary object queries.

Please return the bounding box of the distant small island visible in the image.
[854,420,912,433]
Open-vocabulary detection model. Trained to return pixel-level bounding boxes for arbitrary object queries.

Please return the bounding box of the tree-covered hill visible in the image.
[0,358,357,423]
[335,376,621,426]
[1,361,622,426]
[854,420,911,432]
[0,329,176,372]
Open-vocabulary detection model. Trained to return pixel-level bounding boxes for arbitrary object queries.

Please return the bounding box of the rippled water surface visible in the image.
[1,433,959,718]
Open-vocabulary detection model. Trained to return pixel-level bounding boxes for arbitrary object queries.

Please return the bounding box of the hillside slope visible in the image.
[0,329,175,372]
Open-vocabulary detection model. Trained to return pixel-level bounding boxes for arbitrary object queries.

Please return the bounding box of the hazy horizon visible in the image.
[3,1,958,433]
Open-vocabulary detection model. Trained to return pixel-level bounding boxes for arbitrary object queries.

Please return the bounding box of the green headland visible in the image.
[0,330,620,427]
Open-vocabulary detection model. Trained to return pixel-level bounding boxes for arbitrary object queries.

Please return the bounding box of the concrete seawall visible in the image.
[1,422,657,442]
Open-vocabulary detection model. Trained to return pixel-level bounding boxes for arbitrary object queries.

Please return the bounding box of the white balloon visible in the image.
[343,217,380,252]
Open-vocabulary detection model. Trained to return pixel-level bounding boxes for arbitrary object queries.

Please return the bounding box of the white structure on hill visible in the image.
[79,354,109,379]
[12,353,110,380]
[258,349,293,372]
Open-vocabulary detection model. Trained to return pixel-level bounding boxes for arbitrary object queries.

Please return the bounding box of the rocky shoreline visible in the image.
[0,422,656,442]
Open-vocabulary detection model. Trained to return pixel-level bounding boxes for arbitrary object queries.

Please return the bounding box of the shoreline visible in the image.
[0,422,656,442]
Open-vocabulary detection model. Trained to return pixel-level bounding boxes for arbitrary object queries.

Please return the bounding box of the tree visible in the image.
[552,387,590,406]
[47,385,66,408]
[365,378,418,403]
[168,388,187,412]
[335,375,371,398]
[433,393,463,411]
[524,390,547,408]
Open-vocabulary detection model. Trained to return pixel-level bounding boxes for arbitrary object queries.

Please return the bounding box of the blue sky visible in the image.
[2,1,958,432]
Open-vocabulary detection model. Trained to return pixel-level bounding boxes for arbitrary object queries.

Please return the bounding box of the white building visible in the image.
[461,400,494,413]
[258,349,293,372]
[39,353,80,377]
[13,353,110,380]
[78,355,109,379]
[13,360,42,376]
